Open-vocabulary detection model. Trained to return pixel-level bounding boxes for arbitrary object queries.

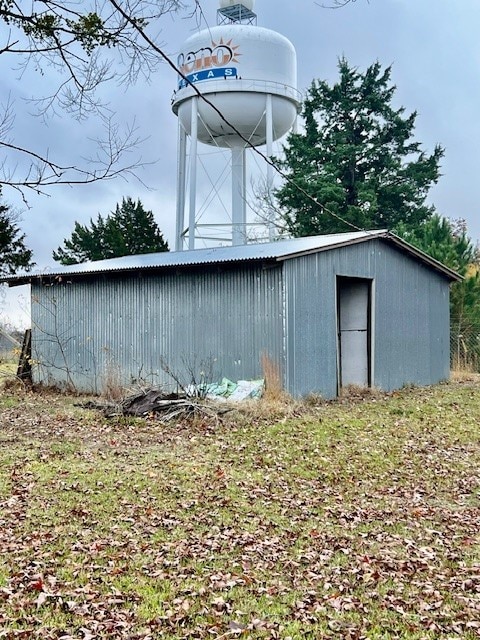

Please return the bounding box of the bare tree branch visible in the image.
[0,117,149,201]
[0,0,187,199]
[315,0,369,8]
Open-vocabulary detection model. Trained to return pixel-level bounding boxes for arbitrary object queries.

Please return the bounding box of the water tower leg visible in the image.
[266,94,276,241]
[292,113,298,134]
[175,122,187,251]
[232,146,246,245]
[188,97,199,250]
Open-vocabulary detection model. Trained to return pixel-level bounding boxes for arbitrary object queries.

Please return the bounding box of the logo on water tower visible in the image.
[177,38,241,88]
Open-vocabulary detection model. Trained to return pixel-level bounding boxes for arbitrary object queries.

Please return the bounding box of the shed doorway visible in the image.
[337,277,372,391]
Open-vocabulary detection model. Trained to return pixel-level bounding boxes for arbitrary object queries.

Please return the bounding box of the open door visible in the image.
[337,277,372,390]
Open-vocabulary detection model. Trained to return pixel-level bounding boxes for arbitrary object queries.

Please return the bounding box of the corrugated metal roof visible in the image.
[1,230,461,286]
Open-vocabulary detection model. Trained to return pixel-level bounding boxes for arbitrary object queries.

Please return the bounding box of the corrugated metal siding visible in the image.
[31,265,284,393]
[372,243,450,391]
[283,251,337,398]
[31,238,451,398]
[284,240,451,398]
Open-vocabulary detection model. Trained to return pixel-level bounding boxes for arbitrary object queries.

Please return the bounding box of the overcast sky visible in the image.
[1,0,480,327]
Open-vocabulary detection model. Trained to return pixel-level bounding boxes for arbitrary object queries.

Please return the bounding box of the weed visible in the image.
[260,352,286,402]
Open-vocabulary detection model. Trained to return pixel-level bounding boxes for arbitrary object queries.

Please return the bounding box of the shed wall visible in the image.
[284,240,450,398]
[30,239,451,398]
[31,265,284,393]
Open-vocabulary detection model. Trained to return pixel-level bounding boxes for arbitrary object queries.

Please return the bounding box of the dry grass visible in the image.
[227,394,305,427]
[0,360,17,377]
[450,367,480,384]
[260,352,287,403]
[338,383,383,399]
[101,358,126,402]
[450,366,480,381]
[451,358,478,374]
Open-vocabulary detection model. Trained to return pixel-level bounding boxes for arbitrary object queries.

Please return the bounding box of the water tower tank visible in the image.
[172,23,300,148]
[172,3,301,250]
[220,0,255,9]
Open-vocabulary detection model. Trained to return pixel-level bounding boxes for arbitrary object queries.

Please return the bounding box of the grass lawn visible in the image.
[0,379,479,639]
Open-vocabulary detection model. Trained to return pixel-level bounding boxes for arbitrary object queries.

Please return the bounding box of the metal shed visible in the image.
[2,230,460,398]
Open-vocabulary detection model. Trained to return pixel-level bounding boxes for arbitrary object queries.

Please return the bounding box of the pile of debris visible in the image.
[82,378,264,423]
[81,390,221,422]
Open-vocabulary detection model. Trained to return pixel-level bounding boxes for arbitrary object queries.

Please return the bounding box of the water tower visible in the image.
[172,0,301,250]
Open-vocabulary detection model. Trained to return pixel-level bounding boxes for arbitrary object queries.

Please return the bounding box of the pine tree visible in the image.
[396,215,475,277]
[0,191,34,275]
[397,214,480,330]
[53,197,169,265]
[275,58,444,236]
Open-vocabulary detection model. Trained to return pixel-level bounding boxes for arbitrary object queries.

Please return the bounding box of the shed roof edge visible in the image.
[0,230,462,286]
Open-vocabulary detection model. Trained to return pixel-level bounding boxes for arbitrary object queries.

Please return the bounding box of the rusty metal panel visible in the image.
[31,264,284,393]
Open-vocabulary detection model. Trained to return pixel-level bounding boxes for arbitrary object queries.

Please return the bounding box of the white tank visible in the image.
[220,0,255,9]
[172,24,300,148]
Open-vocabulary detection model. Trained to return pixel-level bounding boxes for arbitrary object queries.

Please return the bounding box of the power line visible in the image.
[108,0,366,234]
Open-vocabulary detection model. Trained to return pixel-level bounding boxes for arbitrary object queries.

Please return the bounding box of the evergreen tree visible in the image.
[396,215,475,277]
[276,58,444,236]
[0,190,34,275]
[397,214,480,329]
[53,197,169,265]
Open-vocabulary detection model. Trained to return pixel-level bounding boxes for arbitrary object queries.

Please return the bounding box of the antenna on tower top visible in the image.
[218,1,257,25]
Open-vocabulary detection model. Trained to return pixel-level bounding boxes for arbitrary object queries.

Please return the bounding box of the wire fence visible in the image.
[0,328,22,363]
[450,320,480,372]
